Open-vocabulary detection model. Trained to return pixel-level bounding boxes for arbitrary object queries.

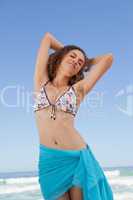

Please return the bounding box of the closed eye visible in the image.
[70,55,75,58]
[78,61,82,66]
[70,53,84,66]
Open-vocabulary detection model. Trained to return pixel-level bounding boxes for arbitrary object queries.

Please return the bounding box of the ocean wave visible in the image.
[114,192,133,200]
[0,185,39,195]
[109,176,133,186]
[104,170,120,178]
[0,177,38,185]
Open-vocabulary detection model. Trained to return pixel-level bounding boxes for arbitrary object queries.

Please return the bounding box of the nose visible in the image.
[72,59,78,65]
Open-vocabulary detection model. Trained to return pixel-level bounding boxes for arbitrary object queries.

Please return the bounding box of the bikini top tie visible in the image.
[33,79,78,120]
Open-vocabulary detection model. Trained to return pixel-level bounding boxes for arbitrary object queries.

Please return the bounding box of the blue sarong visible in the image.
[38,143,114,200]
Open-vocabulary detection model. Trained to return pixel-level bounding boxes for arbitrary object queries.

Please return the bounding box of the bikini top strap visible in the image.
[43,79,50,87]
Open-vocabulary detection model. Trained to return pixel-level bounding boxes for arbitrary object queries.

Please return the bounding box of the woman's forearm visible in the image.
[90,53,113,66]
[44,32,64,51]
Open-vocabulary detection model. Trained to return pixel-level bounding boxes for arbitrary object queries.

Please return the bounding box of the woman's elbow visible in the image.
[105,53,114,68]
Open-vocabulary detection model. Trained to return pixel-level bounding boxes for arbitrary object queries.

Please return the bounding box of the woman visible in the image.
[33,32,114,200]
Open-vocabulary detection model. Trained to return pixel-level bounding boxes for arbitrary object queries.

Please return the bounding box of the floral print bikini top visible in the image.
[33,79,78,120]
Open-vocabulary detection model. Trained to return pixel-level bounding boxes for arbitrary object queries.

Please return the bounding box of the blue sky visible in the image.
[0,0,133,172]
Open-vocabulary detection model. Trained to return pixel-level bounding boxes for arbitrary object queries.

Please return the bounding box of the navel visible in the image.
[54,140,58,145]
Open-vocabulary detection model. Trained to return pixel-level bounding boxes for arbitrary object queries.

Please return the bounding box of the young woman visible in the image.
[33,32,114,200]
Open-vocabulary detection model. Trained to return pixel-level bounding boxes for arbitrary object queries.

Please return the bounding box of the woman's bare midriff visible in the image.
[34,108,87,150]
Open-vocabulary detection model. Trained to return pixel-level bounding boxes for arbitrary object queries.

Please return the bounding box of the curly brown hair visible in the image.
[47,45,93,86]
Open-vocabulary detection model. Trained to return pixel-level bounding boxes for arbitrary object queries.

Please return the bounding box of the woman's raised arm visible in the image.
[74,53,114,99]
[34,32,64,91]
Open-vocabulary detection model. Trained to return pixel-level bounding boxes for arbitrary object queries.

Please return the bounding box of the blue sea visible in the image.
[0,167,133,200]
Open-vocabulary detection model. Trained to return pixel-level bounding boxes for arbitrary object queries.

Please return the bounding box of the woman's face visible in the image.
[60,49,85,77]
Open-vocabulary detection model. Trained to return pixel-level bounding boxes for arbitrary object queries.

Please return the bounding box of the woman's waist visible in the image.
[39,128,87,149]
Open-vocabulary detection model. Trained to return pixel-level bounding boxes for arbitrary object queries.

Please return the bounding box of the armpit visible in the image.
[75,84,86,105]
